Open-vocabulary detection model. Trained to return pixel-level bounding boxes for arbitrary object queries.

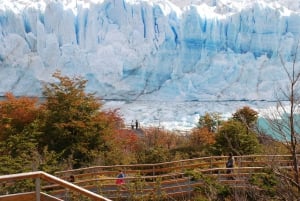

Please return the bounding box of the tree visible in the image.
[213,120,261,156]
[134,127,184,164]
[263,43,300,191]
[101,119,139,165]
[232,106,258,134]
[142,127,180,150]
[197,112,221,133]
[41,71,107,168]
[0,93,60,180]
[0,127,38,174]
[190,127,215,150]
[0,92,42,138]
[136,146,171,164]
[0,93,43,173]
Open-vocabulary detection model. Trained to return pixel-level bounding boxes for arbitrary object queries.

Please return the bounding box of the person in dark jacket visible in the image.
[226,152,235,174]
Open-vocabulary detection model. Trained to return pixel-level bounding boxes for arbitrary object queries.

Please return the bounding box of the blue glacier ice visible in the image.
[1,0,300,129]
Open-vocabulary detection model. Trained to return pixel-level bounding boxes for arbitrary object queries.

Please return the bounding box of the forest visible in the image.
[0,71,299,200]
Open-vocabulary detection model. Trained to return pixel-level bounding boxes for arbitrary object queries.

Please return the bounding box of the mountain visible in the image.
[1,0,300,129]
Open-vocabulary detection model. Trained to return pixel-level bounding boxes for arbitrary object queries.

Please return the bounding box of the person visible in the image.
[69,175,75,182]
[131,120,134,129]
[135,120,139,130]
[226,152,235,174]
[116,170,125,185]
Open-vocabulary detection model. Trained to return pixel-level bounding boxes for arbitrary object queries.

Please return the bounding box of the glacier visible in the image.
[1,0,300,129]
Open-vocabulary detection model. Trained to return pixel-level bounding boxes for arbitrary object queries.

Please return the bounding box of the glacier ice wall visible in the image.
[0,0,300,102]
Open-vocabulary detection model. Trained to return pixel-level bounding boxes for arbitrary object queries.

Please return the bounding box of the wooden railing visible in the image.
[48,166,300,200]
[1,155,299,200]
[55,154,298,179]
[0,192,63,201]
[51,154,299,200]
[0,171,111,201]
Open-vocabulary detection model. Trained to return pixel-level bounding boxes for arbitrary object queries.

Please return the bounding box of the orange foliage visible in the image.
[93,108,140,152]
[143,127,180,149]
[103,128,139,154]
[0,92,42,132]
[95,109,124,129]
[190,127,216,147]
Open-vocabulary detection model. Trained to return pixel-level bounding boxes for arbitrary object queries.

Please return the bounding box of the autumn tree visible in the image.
[173,113,218,157]
[142,127,181,150]
[190,127,215,151]
[232,106,258,134]
[41,71,113,168]
[103,128,139,165]
[0,92,42,137]
[0,93,60,176]
[197,112,221,133]
[134,127,183,163]
[96,109,138,165]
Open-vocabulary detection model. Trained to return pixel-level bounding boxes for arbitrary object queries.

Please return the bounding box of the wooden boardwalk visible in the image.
[1,154,299,201]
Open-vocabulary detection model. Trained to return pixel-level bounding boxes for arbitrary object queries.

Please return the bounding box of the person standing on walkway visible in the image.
[69,175,75,182]
[135,120,139,129]
[226,152,235,174]
[116,170,125,185]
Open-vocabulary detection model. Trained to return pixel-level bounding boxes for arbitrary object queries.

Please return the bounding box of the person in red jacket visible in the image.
[116,170,125,185]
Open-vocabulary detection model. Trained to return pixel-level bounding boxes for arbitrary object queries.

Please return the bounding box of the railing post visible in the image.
[153,165,155,176]
[35,177,41,201]
[237,156,241,175]
[210,157,212,174]
[180,161,183,174]
[188,176,191,200]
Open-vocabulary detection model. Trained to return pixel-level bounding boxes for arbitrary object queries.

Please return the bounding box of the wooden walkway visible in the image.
[1,154,299,201]
[50,154,300,200]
